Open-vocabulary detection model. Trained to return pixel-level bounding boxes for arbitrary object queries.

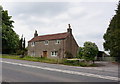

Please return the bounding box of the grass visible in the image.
[1,54,97,67]
[1,54,63,64]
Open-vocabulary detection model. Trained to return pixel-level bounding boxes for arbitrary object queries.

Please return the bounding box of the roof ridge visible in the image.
[28,32,69,42]
[37,32,68,37]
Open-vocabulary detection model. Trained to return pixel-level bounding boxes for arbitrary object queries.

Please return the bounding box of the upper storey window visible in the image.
[31,42,35,47]
[56,40,60,44]
[44,40,49,45]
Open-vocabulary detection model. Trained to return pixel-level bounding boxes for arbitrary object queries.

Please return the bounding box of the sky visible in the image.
[1,0,119,51]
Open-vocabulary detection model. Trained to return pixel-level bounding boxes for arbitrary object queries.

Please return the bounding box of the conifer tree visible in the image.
[19,35,23,50]
[23,37,25,49]
[1,6,19,54]
[103,1,120,62]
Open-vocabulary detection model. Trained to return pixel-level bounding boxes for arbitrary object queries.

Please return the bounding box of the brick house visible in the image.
[28,24,79,59]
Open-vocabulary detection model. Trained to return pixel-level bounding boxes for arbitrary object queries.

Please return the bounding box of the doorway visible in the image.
[43,51,47,57]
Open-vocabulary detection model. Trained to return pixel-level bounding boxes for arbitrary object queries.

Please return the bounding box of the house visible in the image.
[28,24,79,59]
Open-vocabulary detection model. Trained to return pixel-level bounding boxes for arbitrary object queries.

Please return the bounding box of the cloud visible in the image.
[2,1,118,51]
[1,0,119,2]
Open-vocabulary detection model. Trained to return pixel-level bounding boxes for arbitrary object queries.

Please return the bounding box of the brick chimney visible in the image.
[67,24,72,34]
[34,30,38,37]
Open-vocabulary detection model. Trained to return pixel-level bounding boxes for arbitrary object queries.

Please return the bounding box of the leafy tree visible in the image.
[1,6,19,54]
[83,42,99,63]
[103,1,120,62]
[77,47,84,59]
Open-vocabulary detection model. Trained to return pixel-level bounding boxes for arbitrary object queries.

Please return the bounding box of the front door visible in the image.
[43,51,47,57]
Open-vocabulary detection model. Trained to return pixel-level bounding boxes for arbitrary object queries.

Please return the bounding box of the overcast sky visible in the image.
[1,0,119,51]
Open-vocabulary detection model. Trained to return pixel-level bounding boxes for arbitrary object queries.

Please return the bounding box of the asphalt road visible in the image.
[1,58,119,83]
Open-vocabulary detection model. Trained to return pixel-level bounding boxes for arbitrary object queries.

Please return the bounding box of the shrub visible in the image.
[77,47,84,59]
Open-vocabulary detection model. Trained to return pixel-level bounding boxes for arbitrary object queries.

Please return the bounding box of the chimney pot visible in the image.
[34,30,38,37]
[67,24,72,34]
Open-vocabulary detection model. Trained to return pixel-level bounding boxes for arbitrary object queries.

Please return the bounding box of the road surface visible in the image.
[1,58,119,83]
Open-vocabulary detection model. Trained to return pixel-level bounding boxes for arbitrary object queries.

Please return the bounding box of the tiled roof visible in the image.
[28,32,69,42]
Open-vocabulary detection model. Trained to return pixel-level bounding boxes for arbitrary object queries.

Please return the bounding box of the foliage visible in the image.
[1,6,19,54]
[19,35,23,50]
[64,60,79,65]
[77,42,98,63]
[77,47,84,58]
[17,35,27,56]
[103,1,120,62]
[83,42,99,62]
[23,37,26,49]
[62,59,96,67]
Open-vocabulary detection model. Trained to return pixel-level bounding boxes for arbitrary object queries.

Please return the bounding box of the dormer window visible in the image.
[44,40,49,45]
[31,42,35,47]
[56,40,60,44]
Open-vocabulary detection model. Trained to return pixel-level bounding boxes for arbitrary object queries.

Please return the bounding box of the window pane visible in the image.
[56,40,60,44]
[45,40,49,45]
[51,51,58,57]
[31,42,35,46]
[51,52,54,56]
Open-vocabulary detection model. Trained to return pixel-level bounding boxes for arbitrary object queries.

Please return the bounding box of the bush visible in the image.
[63,59,97,67]
[64,60,79,65]
[77,47,84,59]
[77,42,99,63]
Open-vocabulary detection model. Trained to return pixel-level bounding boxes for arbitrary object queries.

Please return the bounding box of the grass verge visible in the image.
[1,54,97,67]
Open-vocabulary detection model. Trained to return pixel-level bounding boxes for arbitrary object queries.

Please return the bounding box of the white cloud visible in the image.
[30,16,51,23]
[2,1,119,51]
[54,13,70,20]
[68,7,84,16]
[13,19,33,43]
[18,13,25,17]
[2,0,119,2]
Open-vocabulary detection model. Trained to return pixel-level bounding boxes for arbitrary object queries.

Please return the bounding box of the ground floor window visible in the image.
[51,51,58,57]
[31,51,35,56]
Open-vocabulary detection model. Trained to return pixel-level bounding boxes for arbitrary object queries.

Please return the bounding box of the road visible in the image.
[1,58,119,83]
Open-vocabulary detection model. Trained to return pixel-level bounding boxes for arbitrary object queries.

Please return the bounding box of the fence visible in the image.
[96,56,116,62]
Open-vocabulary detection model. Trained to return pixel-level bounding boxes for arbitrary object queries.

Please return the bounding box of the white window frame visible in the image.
[51,51,58,57]
[31,42,35,47]
[31,51,35,56]
[55,40,60,44]
[44,40,49,45]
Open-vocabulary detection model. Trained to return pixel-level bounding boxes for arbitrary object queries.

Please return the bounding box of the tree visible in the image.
[77,47,84,59]
[23,37,26,49]
[17,35,27,56]
[1,6,19,54]
[19,35,23,50]
[83,42,99,63]
[103,1,120,62]
[0,6,2,53]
